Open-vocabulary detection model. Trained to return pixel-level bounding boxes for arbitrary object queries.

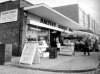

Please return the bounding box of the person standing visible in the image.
[83,37,90,56]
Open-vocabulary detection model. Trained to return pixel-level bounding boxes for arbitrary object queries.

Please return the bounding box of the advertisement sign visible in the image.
[0,9,18,23]
[19,43,39,65]
[60,43,74,55]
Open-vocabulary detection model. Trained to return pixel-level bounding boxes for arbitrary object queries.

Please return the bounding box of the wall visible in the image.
[53,4,79,23]
[0,1,21,56]
[87,15,90,29]
[53,4,97,32]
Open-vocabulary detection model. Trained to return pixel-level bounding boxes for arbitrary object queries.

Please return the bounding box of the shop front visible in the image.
[24,14,65,53]
[0,1,93,61]
[0,1,84,57]
[19,3,84,57]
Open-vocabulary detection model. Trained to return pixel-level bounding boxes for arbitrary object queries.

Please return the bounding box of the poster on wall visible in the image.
[19,42,39,65]
[0,9,18,23]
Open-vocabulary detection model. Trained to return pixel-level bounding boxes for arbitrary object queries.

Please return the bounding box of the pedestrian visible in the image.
[83,37,90,56]
[94,39,99,51]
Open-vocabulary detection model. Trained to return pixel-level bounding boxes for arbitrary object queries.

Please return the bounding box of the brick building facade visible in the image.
[0,1,21,56]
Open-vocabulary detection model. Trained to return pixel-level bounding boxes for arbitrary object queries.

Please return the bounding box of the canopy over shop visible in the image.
[24,4,99,41]
[24,4,85,30]
[67,30,99,39]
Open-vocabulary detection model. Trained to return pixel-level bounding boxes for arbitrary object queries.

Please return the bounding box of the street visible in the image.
[0,52,100,74]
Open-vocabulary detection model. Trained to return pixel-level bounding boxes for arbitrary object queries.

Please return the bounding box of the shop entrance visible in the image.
[50,30,61,47]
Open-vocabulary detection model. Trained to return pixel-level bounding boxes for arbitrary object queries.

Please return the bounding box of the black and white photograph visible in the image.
[0,0,100,74]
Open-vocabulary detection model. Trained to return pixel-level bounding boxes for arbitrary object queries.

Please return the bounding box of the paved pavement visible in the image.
[1,52,100,74]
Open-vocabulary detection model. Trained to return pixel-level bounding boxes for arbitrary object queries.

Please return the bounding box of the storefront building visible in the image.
[0,0,84,56]
[21,6,72,54]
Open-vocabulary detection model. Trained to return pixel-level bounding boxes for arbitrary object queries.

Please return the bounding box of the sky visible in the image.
[0,0,100,33]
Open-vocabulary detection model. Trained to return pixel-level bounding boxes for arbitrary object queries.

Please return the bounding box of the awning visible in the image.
[67,30,99,39]
[78,29,95,34]
[24,4,85,30]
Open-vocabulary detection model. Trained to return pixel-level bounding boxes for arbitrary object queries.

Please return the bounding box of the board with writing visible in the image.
[19,43,38,65]
[60,43,74,55]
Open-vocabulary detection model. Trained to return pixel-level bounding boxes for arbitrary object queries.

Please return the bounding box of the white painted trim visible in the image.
[24,4,44,10]
[29,20,71,34]
[29,20,65,32]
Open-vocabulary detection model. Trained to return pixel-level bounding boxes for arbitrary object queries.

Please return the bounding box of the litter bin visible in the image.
[49,47,57,59]
[0,44,12,65]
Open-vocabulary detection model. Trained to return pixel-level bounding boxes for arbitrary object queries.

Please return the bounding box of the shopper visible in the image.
[83,37,90,56]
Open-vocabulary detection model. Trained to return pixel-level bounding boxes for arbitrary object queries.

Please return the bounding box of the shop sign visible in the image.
[60,43,74,55]
[40,18,68,31]
[58,25,68,30]
[30,20,64,32]
[40,18,57,27]
[0,9,18,23]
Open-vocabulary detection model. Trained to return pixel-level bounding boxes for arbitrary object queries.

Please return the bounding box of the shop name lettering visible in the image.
[40,18,69,30]
[58,25,67,30]
[40,18,56,27]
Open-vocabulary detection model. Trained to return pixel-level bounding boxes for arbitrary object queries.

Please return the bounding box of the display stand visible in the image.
[60,43,74,55]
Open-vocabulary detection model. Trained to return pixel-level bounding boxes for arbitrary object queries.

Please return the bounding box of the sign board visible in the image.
[60,43,74,55]
[0,9,18,23]
[19,43,39,65]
